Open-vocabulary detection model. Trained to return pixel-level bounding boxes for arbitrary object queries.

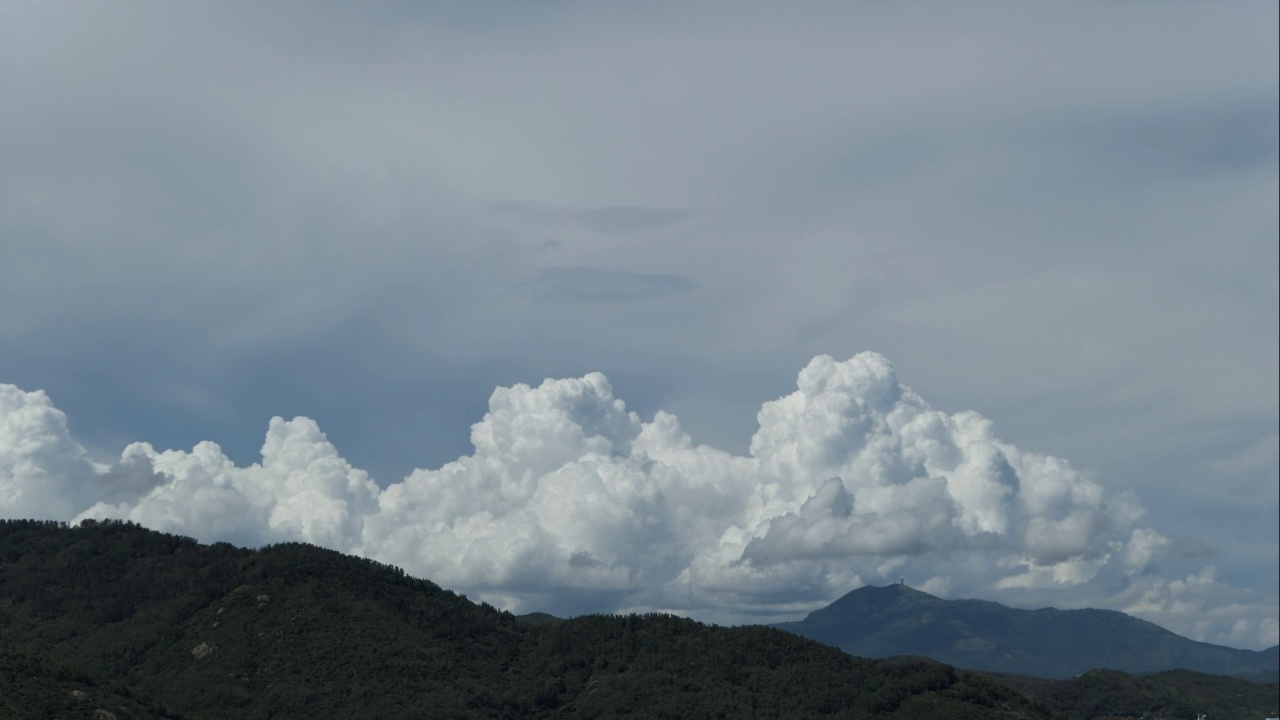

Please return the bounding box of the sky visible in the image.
[1,1,1277,649]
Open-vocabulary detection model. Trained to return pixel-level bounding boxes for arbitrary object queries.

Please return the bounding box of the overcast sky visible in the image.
[2,1,1276,649]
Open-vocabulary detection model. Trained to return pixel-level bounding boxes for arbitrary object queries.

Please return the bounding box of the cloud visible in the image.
[1119,566,1280,648]
[1210,432,1279,476]
[520,266,699,303]
[0,384,98,520]
[75,417,381,551]
[1,4,1273,612]
[994,95,1280,197]
[1048,96,1280,180]
[5,352,1271,645]
[572,206,702,235]
[486,201,702,237]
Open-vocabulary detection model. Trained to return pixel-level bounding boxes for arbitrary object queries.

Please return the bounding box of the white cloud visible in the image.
[1120,566,1280,648]
[75,417,379,550]
[4,353,1273,646]
[0,384,97,520]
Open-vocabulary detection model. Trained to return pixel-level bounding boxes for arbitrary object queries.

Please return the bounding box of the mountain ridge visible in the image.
[3,519,1274,719]
[0,519,1053,719]
[772,583,1279,680]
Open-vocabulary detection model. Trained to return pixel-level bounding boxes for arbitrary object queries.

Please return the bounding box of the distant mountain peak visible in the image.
[774,585,1279,680]
[836,581,931,600]
[807,583,939,619]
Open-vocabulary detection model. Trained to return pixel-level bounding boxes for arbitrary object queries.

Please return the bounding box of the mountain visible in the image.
[772,583,1280,680]
[0,519,1051,720]
[514,611,567,626]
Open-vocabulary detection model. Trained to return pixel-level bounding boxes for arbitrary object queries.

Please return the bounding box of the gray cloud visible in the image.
[573,206,703,235]
[521,266,699,304]
[1028,96,1280,185]
[0,0,1274,645]
[485,201,702,237]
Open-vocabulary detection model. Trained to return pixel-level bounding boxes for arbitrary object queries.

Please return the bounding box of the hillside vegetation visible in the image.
[0,520,1050,720]
[5,520,1274,719]
[991,668,1279,720]
[1,636,178,719]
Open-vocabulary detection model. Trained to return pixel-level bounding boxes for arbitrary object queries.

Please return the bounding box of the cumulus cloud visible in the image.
[0,385,99,520]
[75,418,380,551]
[1119,566,1280,648]
[2,353,1273,646]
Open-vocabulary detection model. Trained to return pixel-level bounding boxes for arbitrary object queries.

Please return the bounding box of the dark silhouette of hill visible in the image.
[771,583,1279,680]
[0,519,1051,720]
[515,611,566,626]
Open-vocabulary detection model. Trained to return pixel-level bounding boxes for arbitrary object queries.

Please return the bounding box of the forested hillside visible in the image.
[0,636,178,719]
[991,668,1278,720]
[0,520,1049,719]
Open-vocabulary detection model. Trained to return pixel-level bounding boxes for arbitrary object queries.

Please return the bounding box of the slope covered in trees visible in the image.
[0,636,180,720]
[990,668,1279,720]
[0,520,1049,719]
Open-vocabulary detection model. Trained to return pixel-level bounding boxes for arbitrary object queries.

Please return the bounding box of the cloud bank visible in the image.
[1,353,1274,648]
